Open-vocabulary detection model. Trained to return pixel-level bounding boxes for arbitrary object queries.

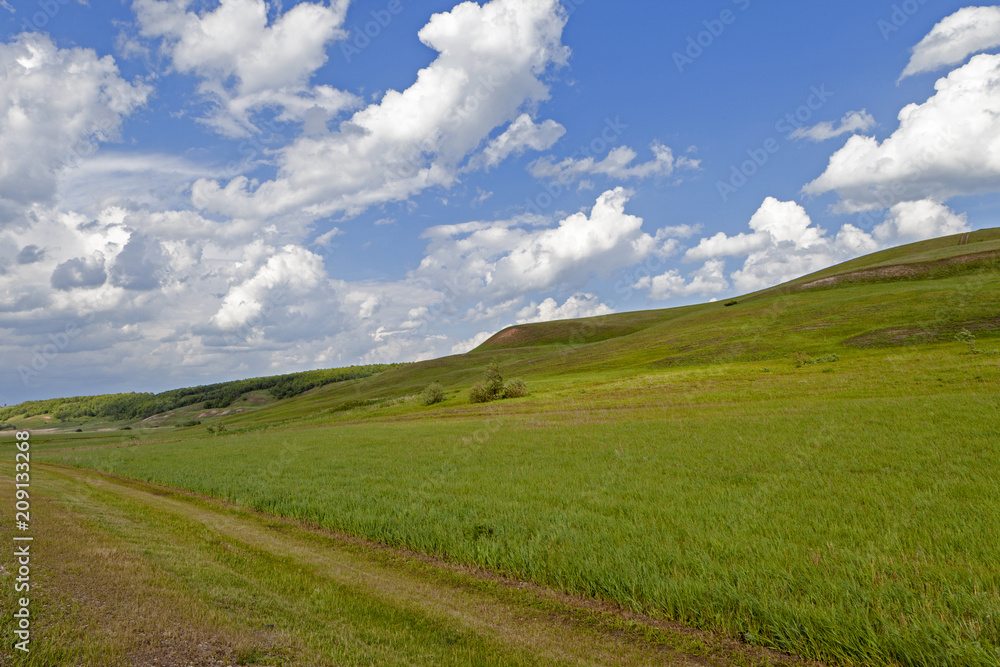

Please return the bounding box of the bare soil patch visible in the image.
[798,249,1000,290]
[845,317,1000,348]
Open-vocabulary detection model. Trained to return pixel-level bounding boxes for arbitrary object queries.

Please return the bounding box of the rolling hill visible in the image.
[4,227,999,432]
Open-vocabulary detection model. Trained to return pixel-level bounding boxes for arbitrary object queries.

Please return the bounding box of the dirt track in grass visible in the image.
[2,462,824,667]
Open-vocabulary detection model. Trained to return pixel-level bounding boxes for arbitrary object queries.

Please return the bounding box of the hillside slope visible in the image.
[5,227,999,431]
[477,227,1000,353]
[177,227,995,432]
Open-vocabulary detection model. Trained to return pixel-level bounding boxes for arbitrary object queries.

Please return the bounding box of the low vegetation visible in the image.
[955,328,1000,355]
[44,347,1000,667]
[420,382,446,406]
[469,361,529,403]
[794,352,841,367]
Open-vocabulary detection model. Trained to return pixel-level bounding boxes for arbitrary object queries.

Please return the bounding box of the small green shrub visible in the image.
[795,353,840,367]
[501,378,529,399]
[469,383,491,404]
[469,362,529,403]
[954,329,977,353]
[421,382,445,406]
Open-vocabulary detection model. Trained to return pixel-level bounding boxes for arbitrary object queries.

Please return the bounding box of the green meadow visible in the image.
[6,230,1000,665]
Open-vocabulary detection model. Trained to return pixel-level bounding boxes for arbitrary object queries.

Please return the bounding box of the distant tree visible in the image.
[482,361,505,399]
[0,364,404,425]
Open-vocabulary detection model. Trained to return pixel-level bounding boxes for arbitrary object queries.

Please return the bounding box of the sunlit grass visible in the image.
[44,345,1000,666]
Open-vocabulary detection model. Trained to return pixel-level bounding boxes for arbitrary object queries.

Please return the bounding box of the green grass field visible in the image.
[4,230,1000,666]
[8,463,779,666]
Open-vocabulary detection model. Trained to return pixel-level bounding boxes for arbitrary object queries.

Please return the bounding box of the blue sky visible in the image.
[2,0,998,402]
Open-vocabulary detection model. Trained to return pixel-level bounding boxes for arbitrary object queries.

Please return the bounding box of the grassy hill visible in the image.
[4,227,999,432]
[207,226,1000,431]
[5,230,1000,666]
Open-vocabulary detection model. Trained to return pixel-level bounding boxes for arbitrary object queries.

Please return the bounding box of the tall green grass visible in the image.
[46,347,1000,666]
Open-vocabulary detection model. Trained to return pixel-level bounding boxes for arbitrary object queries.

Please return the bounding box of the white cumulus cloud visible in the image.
[135,0,356,136]
[473,113,566,169]
[515,293,613,323]
[638,259,730,300]
[416,188,678,302]
[451,330,495,354]
[684,231,769,262]
[529,142,699,183]
[804,54,1000,212]
[874,199,970,243]
[192,0,570,221]
[674,198,888,295]
[901,6,1000,80]
[211,244,326,330]
[0,33,149,209]
[791,110,876,142]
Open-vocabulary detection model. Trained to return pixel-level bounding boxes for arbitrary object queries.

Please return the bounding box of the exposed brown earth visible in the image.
[797,249,1000,290]
[845,317,1000,348]
[487,326,528,346]
[140,412,174,423]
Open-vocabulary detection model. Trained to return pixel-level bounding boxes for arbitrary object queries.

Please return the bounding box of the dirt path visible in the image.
[13,463,822,666]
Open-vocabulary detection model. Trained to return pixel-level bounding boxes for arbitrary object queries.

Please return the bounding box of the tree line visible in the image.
[0,364,402,424]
